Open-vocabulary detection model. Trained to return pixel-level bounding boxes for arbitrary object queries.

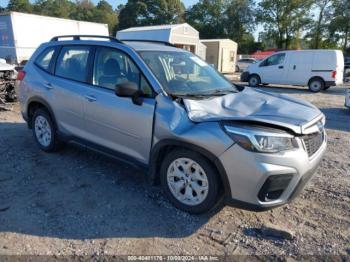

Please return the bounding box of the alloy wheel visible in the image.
[34,115,52,147]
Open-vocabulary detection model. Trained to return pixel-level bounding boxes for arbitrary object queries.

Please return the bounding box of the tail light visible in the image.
[331,70,337,78]
[16,70,26,81]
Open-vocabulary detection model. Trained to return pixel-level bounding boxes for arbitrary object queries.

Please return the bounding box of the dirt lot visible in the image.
[0,84,349,258]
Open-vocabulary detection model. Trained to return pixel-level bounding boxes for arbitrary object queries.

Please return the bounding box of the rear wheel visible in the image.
[160,149,220,214]
[248,74,261,87]
[308,78,324,92]
[32,108,62,152]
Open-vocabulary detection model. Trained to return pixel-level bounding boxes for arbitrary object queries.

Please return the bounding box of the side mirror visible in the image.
[115,82,143,106]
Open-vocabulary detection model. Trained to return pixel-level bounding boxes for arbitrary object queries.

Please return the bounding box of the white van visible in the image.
[241,50,344,92]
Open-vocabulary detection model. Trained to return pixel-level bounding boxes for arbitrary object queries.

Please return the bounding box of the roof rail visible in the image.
[50,35,123,44]
[121,39,176,47]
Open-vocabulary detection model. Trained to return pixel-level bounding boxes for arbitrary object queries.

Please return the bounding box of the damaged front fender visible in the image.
[148,94,234,186]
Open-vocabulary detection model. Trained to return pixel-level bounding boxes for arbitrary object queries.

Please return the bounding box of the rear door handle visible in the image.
[44,82,53,89]
[85,95,97,102]
[278,65,284,69]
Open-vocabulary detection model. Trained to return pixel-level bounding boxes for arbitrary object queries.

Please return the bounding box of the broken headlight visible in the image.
[223,125,298,153]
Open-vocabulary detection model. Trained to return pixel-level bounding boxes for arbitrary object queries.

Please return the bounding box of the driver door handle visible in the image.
[85,95,97,102]
[44,82,53,90]
[278,65,284,69]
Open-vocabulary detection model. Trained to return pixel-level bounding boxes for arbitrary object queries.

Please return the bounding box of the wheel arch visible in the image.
[308,76,325,86]
[148,139,232,199]
[27,97,57,129]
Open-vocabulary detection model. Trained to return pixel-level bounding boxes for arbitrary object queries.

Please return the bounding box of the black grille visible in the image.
[302,131,324,157]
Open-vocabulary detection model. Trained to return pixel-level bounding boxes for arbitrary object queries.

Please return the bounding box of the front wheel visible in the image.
[248,75,261,87]
[160,149,220,214]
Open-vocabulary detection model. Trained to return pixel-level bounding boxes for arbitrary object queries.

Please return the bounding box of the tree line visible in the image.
[1,0,349,54]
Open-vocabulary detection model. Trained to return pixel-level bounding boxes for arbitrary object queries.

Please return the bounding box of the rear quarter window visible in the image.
[35,47,56,72]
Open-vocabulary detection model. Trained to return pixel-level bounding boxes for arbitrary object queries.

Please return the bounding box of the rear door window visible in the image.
[35,47,56,72]
[55,46,91,82]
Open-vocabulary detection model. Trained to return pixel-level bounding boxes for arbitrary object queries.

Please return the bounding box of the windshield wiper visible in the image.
[201,89,238,96]
[171,93,209,98]
[171,88,237,98]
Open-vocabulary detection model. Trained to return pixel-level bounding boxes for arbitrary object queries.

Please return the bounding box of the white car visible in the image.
[346,88,350,108]
[241,50,344,92]
[236,58,256,72]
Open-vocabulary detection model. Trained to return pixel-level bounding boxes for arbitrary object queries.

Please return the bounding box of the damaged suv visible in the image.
[18,36,327,214]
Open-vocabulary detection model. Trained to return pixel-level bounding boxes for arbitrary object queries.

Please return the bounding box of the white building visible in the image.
[201,39,238,73]
[116,23,206,60]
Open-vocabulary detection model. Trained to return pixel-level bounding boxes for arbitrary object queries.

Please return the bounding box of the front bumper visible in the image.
[219,134,327,211]
[325,81,338,87]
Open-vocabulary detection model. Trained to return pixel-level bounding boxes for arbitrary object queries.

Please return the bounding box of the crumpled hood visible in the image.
[183,87,323,134]
[0,62,15,71]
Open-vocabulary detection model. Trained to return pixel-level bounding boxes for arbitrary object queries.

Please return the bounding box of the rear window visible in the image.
[55,46,90,82]
[35,47,56,72]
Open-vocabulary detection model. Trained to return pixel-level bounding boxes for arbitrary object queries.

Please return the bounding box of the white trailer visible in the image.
[0,12,109,63]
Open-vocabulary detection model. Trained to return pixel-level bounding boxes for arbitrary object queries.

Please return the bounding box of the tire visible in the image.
[32,108,61,152]
[308,78,324,92]
[160,149,220,214]
[248,74,261,87]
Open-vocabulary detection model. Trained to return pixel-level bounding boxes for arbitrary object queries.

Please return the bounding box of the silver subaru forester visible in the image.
[18,35,327,214]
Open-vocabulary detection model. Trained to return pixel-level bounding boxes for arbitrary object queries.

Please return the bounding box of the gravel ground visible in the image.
[0,84,349,258]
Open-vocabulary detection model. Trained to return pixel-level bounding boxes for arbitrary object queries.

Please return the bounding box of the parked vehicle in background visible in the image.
[344,57,350,70]
[236,58,256,72]
[0,59,17,102]
[345,88,350,108]
[344,57,350,82]
[18,35,327,214]
[241,50,344,92]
